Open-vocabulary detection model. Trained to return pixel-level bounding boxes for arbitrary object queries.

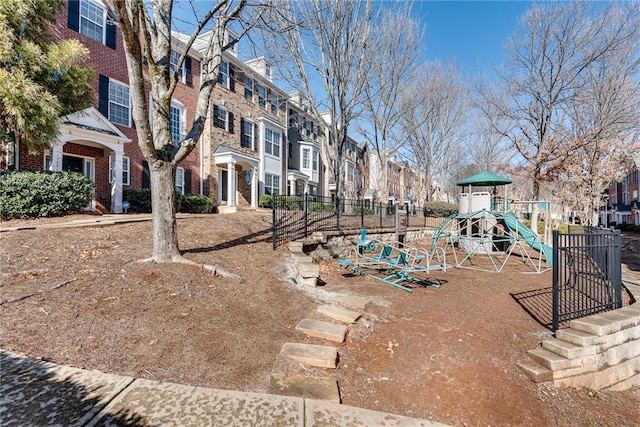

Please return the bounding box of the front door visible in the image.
[62,155,95,210]
[221,170,228,204]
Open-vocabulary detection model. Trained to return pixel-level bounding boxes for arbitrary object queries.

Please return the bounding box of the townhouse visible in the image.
[1,0,371,214]
[604,156,640,226]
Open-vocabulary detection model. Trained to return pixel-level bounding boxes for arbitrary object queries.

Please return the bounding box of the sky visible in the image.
[413,1,533,76]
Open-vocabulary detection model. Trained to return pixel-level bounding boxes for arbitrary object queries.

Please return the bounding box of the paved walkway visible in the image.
[0,350,446,426]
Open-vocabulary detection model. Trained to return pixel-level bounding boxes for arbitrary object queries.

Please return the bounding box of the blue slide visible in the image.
[499,212,553,267]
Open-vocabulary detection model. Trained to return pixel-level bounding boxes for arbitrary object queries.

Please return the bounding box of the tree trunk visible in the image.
[150,161,180,261]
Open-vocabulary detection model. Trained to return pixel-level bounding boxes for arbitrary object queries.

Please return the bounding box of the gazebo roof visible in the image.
[457,171,513,187]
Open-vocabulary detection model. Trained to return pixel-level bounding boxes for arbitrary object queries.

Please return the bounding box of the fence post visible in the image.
[336,196,340,230]
[552,229,559,332]
[360,199,364,229]
[272,195,277,250]
[613,229,622,308]
[379,202,383,228]
[304,193,308,238]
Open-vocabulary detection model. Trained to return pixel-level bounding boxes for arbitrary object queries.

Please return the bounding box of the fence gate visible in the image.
[551,228,622,331]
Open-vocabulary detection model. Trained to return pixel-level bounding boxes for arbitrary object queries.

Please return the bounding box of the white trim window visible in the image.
[170,50,185,82]
[176,167,185,195]
[241,118,254,149]
[264,128,280,157]
[213,105,229,131]
[244,75,253,102]
[218,61,229,88]
[108,155,130,185]
[312,150,318,172]
[257,84,267,109]
[170,103,185,147]
[270,92,278,115]
[80,0,105,43]
[264,173,280,195]
[346,162,355,184]
[108,79,130,126]
[302,147,310,169]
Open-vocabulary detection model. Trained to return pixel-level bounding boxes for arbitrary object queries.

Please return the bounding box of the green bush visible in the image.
[259,194,272,208]
[309,201,334,212]
[275,195,302,210]
[0,170,93,220]
[354,206,375,215]
[123,188,152,213]
[422,201,458,217]
[179,194,213,213]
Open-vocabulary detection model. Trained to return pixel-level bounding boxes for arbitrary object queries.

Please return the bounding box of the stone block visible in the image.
[269,374,340,403]
[516,361,553,383]
[332,294,371,310]
[297,262,320,279]
[317,305,362,324]
[280,343,337,369]
[289,241,304,254]
[296,319,348,343]
[542,338,596,359]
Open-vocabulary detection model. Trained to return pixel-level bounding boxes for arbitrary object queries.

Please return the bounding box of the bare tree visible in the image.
[399,61,467,203]
[111,0,262,276]
[476,2,640,232]
[357,3,424,202]
[262,0,375,208]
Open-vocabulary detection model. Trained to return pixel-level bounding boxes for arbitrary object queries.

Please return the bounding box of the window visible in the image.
[265,173,280,195]
[270,92,278,114]
[80,0,104,43]
[302,148,310,169]
[244,76,253,101]
[170,104,184,146]
[347,162,355,183]
[312,150,318,171]
[218,61,229,87]
[241,118,255,149]
[108,80,130,126]
[108,155,130,185]
[258,84,267,109]
[264,128,280,157]
[170,50,184,82]
[213,105,228,130]
[176,167,185,195]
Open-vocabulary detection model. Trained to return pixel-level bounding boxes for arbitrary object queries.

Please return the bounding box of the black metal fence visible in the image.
[551,227,622,331]
[271,194,444,249]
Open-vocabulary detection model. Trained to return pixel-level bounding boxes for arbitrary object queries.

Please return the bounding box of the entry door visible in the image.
[221,170,228,204]
[62,155,95,210]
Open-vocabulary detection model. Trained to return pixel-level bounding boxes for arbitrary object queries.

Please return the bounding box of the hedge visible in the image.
[123,188,213,214]
[422,201,458,217]
[0,170,93,220]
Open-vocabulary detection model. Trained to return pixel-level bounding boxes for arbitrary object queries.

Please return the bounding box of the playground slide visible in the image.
[501,213,553,267]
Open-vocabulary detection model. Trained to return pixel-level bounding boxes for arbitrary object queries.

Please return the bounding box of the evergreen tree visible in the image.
[0,0,92,156]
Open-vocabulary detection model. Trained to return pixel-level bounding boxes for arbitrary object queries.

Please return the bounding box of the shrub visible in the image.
[259,194,272,208]
[123,188,152,213]
[309,201,334,212]
[354,206,375,215]
[422,201,458,217]
[275,195,302,210]
[179,194,213,213]
[0,170,93,220]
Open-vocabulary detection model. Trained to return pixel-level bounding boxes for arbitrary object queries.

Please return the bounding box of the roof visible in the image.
[614,203,632,212]
[457,171,513,187]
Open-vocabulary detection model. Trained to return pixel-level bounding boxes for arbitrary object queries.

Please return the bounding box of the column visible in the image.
[50,143,64,171]
[289,178,296,196]
[227,161,236,206]
[250,166,258,208]
[111,150,123,213]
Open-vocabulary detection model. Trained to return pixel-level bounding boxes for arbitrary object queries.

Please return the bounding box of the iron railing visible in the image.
[551,227,622,331]
[271,194,444,249]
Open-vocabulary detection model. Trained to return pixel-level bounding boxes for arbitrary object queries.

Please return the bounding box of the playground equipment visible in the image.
[337,232,450,292]
[431,171,552,273]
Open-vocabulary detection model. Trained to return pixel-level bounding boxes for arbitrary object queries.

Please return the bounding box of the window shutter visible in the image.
[185,57,193,86]
[228,112,234,134]
[240,118,245,145]
[106,21,116,49]
[68,0,80,32]
[213,105,221,128]
[142,160,150,189]
[229,65,235,92]
[98,75,109,117]
[254,123,259,151]
[184,169,192,194]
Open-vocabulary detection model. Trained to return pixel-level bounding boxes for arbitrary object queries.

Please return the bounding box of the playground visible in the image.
[1,211,638,426]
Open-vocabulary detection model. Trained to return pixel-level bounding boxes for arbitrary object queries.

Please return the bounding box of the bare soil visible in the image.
[1,211,639,426]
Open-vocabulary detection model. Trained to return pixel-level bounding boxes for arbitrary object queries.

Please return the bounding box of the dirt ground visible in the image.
[1,211,639,426]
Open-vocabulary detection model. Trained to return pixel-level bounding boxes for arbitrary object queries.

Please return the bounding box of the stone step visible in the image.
[570,310,638,337]
[318,305,361,324]
[296,319,348,343]
[297,262,320,279]
[268,374,340,403]
[516,361,553,383]
[526,348,583,371]
[291,253,314,264]
[280,343,337,369]
[542,338,596,359]
[289,241,304,254]
[555,328,600,347]
[332,294,371,310]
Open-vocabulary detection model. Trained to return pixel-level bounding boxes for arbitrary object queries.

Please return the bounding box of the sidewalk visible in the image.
[0,350,446,427]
